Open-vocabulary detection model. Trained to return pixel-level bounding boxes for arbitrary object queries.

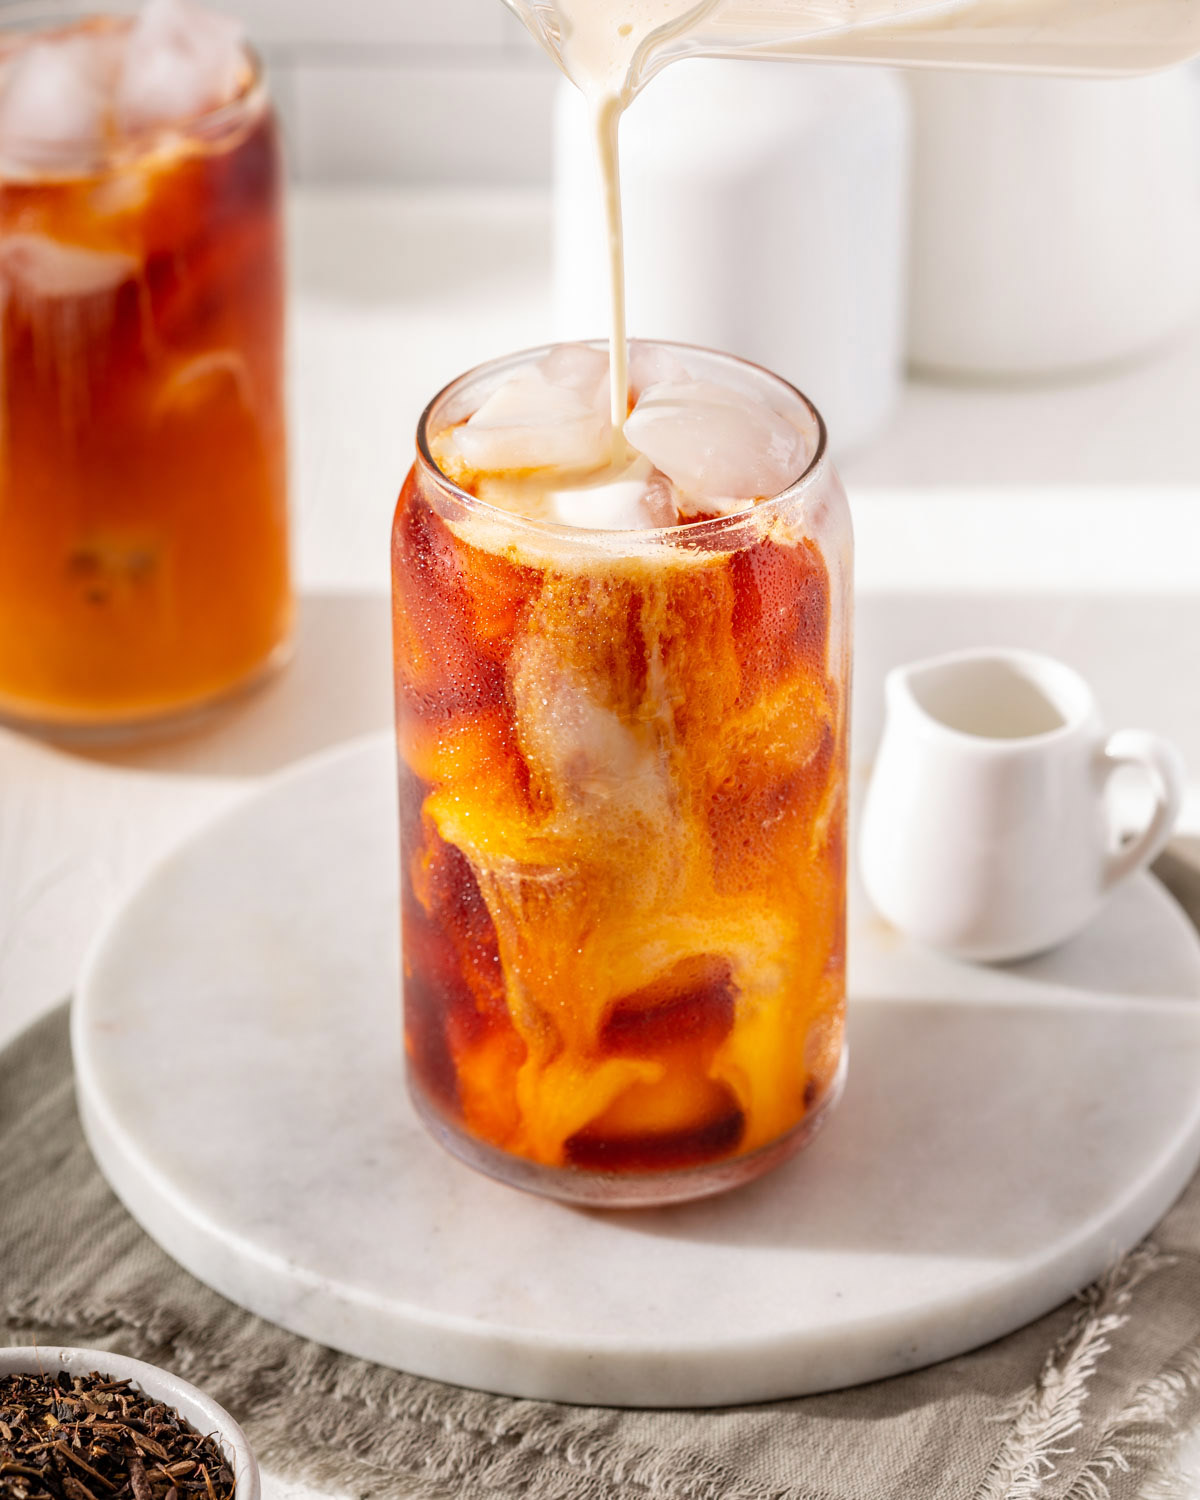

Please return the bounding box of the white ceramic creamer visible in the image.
[860,649,1187,963]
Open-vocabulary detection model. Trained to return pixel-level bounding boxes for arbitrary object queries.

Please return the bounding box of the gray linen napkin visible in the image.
[4,844,1200,1500]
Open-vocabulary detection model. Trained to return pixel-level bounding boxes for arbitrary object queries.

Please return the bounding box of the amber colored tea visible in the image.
[392,343,850,1206]
[0,12,290,734]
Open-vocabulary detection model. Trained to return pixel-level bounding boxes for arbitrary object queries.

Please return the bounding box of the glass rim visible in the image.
[414,338,832,545]
[0,2,266,169]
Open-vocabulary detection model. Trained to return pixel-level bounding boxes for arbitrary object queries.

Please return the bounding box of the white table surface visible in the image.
[3,185,1200,1499]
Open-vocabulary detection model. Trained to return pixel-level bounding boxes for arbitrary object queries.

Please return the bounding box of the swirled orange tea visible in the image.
[0,1,290,735]
[392,342,850,1206]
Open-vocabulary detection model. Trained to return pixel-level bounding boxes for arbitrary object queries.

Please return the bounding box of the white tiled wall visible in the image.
[238,0,556,184]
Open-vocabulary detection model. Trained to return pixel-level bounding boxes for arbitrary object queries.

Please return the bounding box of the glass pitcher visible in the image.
[505,0,1200,91]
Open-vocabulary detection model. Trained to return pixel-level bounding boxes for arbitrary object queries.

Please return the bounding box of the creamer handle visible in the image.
[1101,730,1186,891]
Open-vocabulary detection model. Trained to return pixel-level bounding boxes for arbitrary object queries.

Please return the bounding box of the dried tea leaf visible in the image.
[0,1371,236,1499]
[127,1452,153,1500]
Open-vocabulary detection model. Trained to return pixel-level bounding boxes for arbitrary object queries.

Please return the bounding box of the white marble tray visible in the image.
[73,735,1200,1408]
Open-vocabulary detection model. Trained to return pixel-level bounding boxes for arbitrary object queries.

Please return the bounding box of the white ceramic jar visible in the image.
[907,67,1200,379]
[553,59,910,456]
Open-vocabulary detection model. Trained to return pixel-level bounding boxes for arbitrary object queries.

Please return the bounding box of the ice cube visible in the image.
[116,0,246,134]
[547,453,680,530]
[600,955,737,1054]
[0,34,117,171]
[550,478,651,531]
[624,378,814,506]
[513,643,668,811]
[549,475,678,531]
[628,342,693,398]
[0,234,136,300]
[539,342,611,400]
[442,343,612,476]
[154,348,252,417]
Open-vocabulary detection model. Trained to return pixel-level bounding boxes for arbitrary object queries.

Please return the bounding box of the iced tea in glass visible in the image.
[0,1,291,737]
[392,341,850,1207]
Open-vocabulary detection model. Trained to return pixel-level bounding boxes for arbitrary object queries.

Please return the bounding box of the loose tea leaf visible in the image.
[0,1370,236,1499]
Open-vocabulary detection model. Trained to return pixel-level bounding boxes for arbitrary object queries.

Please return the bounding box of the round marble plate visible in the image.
[74,735,1200,1408]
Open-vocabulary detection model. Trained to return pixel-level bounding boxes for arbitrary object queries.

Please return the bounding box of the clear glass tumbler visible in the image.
[0,3,291,739]
[392,342,852,1207]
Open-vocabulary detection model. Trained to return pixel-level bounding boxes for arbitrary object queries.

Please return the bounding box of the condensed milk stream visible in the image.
[544,0,719,434]
[524,0,957,438]
[510,0,1200,446]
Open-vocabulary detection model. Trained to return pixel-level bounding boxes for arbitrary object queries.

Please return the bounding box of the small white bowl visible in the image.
[0,1346,260,1499]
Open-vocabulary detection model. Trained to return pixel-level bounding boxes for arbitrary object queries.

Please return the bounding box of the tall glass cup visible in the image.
[392,343,851,1207]
[0,4,291,739]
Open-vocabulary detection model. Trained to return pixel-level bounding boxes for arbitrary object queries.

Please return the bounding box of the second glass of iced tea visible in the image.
[0,1,291,738]
[392,341,851,1207]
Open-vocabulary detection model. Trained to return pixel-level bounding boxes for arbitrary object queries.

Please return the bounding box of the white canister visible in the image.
[554,60,910,457]
[907,68,1200,379]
